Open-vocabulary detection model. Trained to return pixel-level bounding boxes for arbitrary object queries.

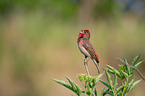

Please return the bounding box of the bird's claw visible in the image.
[84,60,88,65]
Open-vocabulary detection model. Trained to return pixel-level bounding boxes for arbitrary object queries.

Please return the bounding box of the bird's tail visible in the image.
[93,59,100,74]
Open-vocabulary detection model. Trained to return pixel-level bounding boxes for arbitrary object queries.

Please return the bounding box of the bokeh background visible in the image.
[0,0,145,96]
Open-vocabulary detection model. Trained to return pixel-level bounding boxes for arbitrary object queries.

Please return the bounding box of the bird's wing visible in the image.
[82,39,99,63]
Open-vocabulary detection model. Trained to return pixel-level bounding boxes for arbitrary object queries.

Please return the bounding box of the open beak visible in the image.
[77,30,84,40]
[80,30,84,33]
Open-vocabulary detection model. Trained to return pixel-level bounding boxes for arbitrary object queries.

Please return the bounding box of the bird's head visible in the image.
[77,29,91,43]
[81,29,90,39]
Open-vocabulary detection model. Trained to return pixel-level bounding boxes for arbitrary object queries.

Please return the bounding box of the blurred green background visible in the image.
[0,0,145,96]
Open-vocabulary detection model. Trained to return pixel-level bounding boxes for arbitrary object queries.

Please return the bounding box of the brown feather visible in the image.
[82,39,99,63]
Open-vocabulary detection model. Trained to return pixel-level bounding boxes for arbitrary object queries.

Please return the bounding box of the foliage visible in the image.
[100,55,142,96]
[52,74,104,96]
[52,55,143,96]
[0,0,79,18]
[53,76,82,96]
[94,0,117,18]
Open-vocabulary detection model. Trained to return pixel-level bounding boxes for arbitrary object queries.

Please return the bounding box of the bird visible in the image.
[77,29,100,75]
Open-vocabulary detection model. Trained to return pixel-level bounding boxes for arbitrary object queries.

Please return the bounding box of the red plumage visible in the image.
[77,29,100,74]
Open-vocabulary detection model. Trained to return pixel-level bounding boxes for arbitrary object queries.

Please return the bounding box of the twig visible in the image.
[84,63,90,76]
[117,58,145,81]
[84,58,90,76]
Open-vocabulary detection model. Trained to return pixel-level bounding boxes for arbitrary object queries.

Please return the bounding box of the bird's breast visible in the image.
[78,39,91,57]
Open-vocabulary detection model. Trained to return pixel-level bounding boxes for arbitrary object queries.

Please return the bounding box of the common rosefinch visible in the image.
[77,29,100,75]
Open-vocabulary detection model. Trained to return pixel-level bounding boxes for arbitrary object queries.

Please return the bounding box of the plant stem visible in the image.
[122,78,129,96]
[85,88,87,96]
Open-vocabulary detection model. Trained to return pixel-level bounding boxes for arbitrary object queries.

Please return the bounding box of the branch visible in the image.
[117,58,145,81]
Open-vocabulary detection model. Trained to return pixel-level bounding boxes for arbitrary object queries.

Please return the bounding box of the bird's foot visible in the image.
[84,57,90,65]
[84,58,88,65]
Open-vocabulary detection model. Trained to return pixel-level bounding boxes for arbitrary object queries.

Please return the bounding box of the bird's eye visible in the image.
[84,31,86,33]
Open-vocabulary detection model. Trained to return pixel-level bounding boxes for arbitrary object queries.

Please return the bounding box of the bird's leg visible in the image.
[86,57,90,63]
[84,57,92,89]
[84,57,90,76]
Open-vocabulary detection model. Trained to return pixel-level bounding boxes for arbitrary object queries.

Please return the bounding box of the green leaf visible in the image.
[100,80,111,89]
[129,79,142,91]
[82,91,85,93]
[113,73,118,90]
[127,79,134,93]
[98,88,105,96]
[92,73,104,89]
[121,70,128,79]
[65,76,82,96]
[115,86,124,95]
[134,60,143,68]
[117,93,122,96]
[106,69,115,74]
[92,77,99,86]
[106,91,113,95]
[124,59,130,74]
[52,77,82,96]
[94,88,97,96]
[132,55,141,66]
[87,86,93,95]
[52,78,73,91]
[103,89,109,96]
[105,69,113,89]
[75,83,82,96]
[77,74,84,82]
[65,76,77,92]
[106,65,122,78]
[98,73,104,79]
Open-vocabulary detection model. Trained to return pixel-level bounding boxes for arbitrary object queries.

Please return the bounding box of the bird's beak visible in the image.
[78,30,84,39]
[80,30,84,33]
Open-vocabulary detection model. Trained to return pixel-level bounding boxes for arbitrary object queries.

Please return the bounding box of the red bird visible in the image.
[77,29,100,75]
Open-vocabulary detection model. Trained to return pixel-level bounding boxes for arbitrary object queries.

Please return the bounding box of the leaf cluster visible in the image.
[52,55,143,96]
[77,73,104,96]
[100,55,142,96]
[52,76,82,96]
